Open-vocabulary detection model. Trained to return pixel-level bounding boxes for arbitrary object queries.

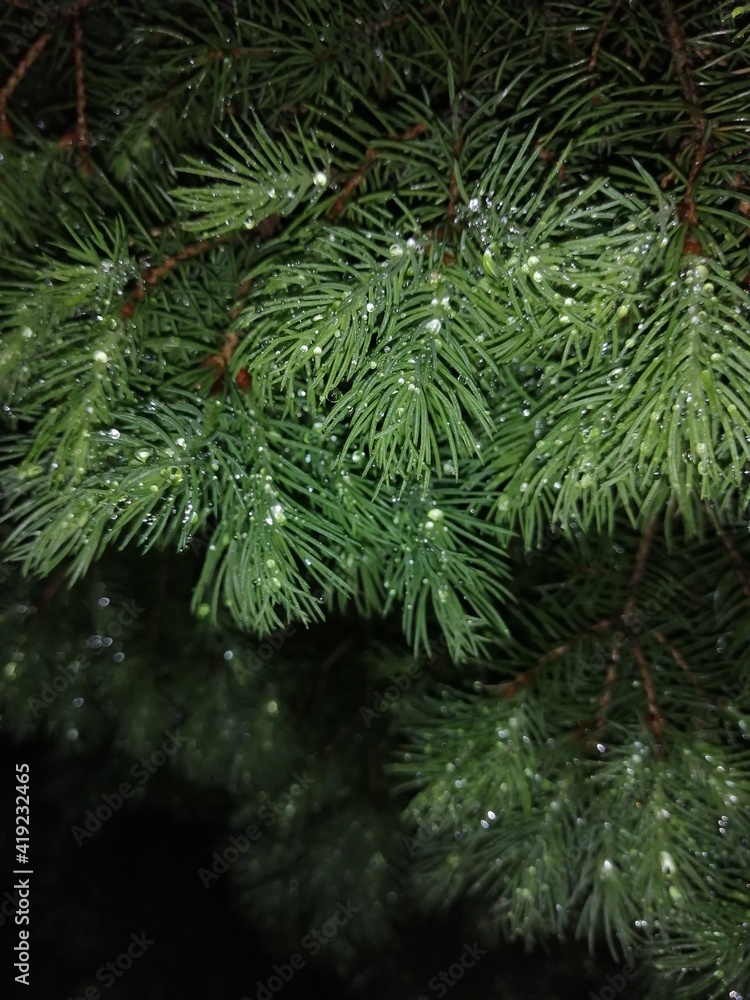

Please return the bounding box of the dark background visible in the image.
[0,704,640,1000]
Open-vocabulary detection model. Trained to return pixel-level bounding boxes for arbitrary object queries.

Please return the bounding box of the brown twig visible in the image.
[398,122,428,142]
[72,11,89,156]
[634,643,663,749]
[717,527,750,603]
[490,526,661,741]
[652,631,704,694]
[482,617,615,697]
[485,671,534,699]
[197,329,251,394]
[660,0,711,231]
[146,236,228,285]
[328,147,376,220]
[679,124,710,228]
[229,278,254,322]
[122,234,231,318]
[447,129,463,220]
[327,122,427,220]
[0,32,52,138]
[623,519,657,618]
[594,648,620,737]
[588,522,660,742]
[588,0,623,74]
[421,224,457,266]
[660,0,704,127]
[363,12,410,37]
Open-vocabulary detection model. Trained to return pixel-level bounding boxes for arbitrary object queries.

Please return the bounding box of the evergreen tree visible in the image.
[1,1,750,996]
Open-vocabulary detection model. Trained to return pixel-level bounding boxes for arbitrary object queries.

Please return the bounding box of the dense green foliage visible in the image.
[1,1,750,996]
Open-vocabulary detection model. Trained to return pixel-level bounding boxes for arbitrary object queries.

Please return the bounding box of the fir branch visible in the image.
[2,4,750,992]
[171,115,330,237]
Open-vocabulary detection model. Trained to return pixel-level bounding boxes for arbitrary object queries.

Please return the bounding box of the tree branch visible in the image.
[327,122,428,219]
[588,0,623,74]
[0,32,51,138]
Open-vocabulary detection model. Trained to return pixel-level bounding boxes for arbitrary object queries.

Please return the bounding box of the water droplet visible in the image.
[660,851,676,874]
[270,503,286,525]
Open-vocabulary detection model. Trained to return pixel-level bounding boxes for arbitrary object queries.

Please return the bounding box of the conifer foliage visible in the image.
[1,1,750,996]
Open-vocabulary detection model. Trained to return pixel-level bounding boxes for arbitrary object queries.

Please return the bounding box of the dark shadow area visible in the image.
[0,731,644,1000]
